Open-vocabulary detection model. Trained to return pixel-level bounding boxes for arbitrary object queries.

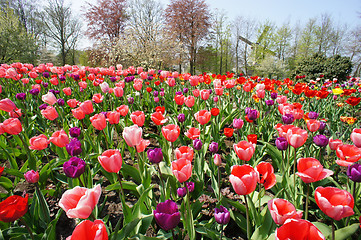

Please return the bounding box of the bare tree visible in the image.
[84,0,127,41]
[42,0,81,65]
[165,0,211,74]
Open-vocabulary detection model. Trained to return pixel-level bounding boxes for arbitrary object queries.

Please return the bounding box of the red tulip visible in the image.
[116,105,129,116]
[130,111,145,127]
[296,158,333,183]
[2,118,22,135]
[286,127,308,148]
[41,106,58,121]
[0,194,28,222]
[185,127,200,140]
[90,113,107,131]
[200,89,210,100]
[211,108,219,116]
[67,99,78,108]
[29,134,48,150]
[0,98,17,112]
[171,158,192,183]
[49,129,69,148]
[314,186,354,221]
[336,144,361,166]
[194,110,211,125]
[113,87,124,98]
[247,134,257,144]
[233,141,255,161]
[98,149,122,173]
[175,146,194,161]
[151,112,168,126]
[224,128,234,137]
[229,165,258,195]
[275,219,325,240]
[63,87,72,96]
[351,128,361,148]
[80,100,94,115]
[256,162,276,190]
[268,198,302,225]
[123,125,142,147]
[307,119,320,132]
[346,96,361,106]
[162,124,180,142]
[72,107,85,120]
[174,94,185,105]
[67,219,108,240]
[107,111,120,125]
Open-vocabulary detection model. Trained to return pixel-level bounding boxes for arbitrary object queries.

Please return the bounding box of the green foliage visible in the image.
[294,53,352,80]
[0,8,39,63]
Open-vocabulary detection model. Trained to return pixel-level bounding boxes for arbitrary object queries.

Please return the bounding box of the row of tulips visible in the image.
[0,62,360,239]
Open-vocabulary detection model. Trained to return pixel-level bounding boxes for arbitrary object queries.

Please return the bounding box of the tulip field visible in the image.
[1,63,361,240]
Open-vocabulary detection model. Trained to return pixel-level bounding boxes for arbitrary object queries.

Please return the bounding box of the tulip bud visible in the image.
[209,142,218,153]
[24,170,39,183]
[193,139,202,150]
[275,137,288,151]
[177,187,187,197]
[214,154,222,166]
[214,206,230,225]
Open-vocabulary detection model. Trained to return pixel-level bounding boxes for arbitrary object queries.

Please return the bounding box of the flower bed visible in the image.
[0,63,360,239]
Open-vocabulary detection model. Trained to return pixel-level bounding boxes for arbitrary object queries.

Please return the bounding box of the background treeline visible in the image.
[1,0,360,79]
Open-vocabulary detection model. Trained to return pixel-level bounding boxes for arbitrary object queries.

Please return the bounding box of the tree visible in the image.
[84,0,127,41]
[0,7,39,63]
[165,0,211,75]
[42,0,81,65]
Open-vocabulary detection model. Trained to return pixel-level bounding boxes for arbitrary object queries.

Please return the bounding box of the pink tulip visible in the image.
[268,198,303,225]
[329,138,343,150]
[41,106,58,121]
[42,92,57,105]
[175,146,194,161]
[233,141,255,161]
[162,124,180,142]
[130,111,145,127]
[90,114,107,131]
[136,139,150,153]
[113,87,124,98]
[184,96,195,108]
[98,149,122,173]
[307,119,320,132]
[59,185,101,219]
[351,128,361,148]
[200,89,210,100]
[229,164,258,195]
[49,129,69,147]
[107,111,120,125]
[0,98,17,112]
[123,125,142,147]
[116,105,129,116]
[29,134,48,150]
[286,127,308,148]
[172,158,192,183]
[80,100,94,115]
[63,87,72,96]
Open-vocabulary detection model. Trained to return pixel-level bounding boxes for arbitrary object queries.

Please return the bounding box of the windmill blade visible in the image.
[257,25,271,44]
[238,36,255,46]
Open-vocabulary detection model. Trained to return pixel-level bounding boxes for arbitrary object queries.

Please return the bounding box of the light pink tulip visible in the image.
[123,125,142,147]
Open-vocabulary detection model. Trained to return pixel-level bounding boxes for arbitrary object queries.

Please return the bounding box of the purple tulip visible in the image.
[175,91,182,95]
[16,93,26,100]
[59,75,66,81]
[282,114,294,124]
[275,137,288,151]
[319,121,326,131]
[66,138,82,156]
[57,98,65,106]
[178,113,185,123]
[177,187,187,197]
[347,164,361,182]
[147,148,163,164]
[313,135,329,147]
[29,89,40,95]
[271,92,278,99]
[183,88,189,94]
[39,103,48,110]
[186,182,194,192]
[247,109,258,121]
[153,91,159,97]
[209,142,218,153]
[193,139,202,151]
[42,82,48,88]
[43,72,50,78]
[265,99,274,106]
[63,157,86,178]
[153,200,181,231]
[110,77,117,82]
[128,97,134,104]
[214,206,230,225]
[69,127,81,138]
[308,111,319,119]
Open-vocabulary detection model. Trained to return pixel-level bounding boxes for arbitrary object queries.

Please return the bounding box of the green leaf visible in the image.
[0,177,13,191]
[251,209,276,240]
[312,222,332,238]
[3,168,24,179]
[331,223,359,240]
[112,217,141,240]
[121,164,141,184]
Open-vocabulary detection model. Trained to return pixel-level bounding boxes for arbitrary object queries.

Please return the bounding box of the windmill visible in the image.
[238,25,276,67]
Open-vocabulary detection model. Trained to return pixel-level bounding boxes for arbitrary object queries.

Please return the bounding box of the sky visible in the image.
[68,0,361,49]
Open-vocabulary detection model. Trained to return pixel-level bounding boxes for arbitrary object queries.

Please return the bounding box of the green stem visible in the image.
[102,129,109,149]
[78,176,85,187]
[20,218,34,240]
[244,195,250,240]
[305,183,310,220]
[171,228,177,240]
[220,224,224,240]
[157,163,166,202]
[218,166,221,202]
[293,147,297,192]
[331,219,335,240]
